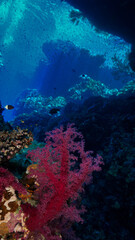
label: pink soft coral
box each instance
[22,124,103,238]
[0,167,26,202]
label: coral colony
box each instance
[0,123,103,239]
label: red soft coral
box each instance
[0,167,27,201]
[22,124,103,238]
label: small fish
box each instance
[5,104,14,110]
[80,74,87,78]
[49,108,60,115]
[20,120,24,123]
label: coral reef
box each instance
[68,74,118,99]
[1,81,135,239]
[0,122,103,239]
[0,128,33,166]
[12,89,135,239]
[12,89,67,141]
[0,112,34,239]
[68,75,135,100]
[14,89,66,116]
[117,79,135,96]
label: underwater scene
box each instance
[0,0,135,239]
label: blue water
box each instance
[0,0,134,121]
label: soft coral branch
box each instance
[0,167,27,201]
[22,124,103,238]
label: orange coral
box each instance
[0,128,33,165]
